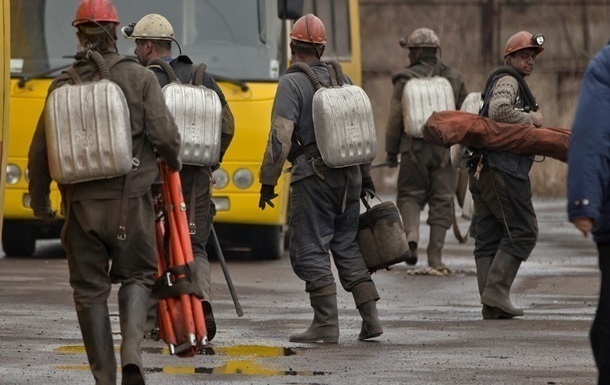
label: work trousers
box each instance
[63,194,157,311]
[180,166,215,301]
[396,140,457,229]
[288,168,372,293]
[469,165,538,260]
[592,243,610,385]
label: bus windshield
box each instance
[10,0,282,81]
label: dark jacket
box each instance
[28,51,181,215]
[568,44,610,244]
[259,60,371,186]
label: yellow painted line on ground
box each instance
[56,344,299,358]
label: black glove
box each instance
[259,184,279,210]
[387,153,399,168]
[33,207,57,223]
[361,176,376,199]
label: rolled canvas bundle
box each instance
[422,110,570,163]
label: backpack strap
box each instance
[192,63,207,86]
[63,52,133,85]
[391,67,423,83]
[286,62,323,90]
[324,60,347,86]
[148,58,181,84]
[482,66,538,111]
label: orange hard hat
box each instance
[72,0,119,27]
[290,14,326,45]
[504,31,544,58]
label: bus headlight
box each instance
[212,168,229,190]
[233,168,253,190]
[6,164,21,185]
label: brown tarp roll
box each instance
[422,110,570,162]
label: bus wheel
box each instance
[251,225,284,260]
[2,223,36,257]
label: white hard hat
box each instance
[124,13,174,41]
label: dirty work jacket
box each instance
[28,51,181,214]
[259,60,371,186]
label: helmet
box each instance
[404,28,440,49]
[124,13,174,41]
[290,14,326,45]
[504,31,544,58]
[72,0,119,27]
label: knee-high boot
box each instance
[481,250,525,317]
[194,253,216,342]
[118,284,150,385]
[351,281,383,340]
[427,225,448,270]
[76,305,117,385]
[289,283,339,343]
[399,201,421,265]
[475,256,499,319]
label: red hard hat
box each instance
[290,14,326,45]
[72,0,119,27]
[504,31,544,58]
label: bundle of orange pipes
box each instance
[154,162,206,357]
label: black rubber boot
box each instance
[289,283,339,343]
[76,305,117,385]
[352,282,383,340]
[481,250,525,317]
[118,284,150,385]
[427,225,449,271]
[475,256,505,319]
[406,242,418,266]
[203,300,216,342]
[400,202,421,265]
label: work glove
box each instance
[259,184,279,210]
[386,153,399,168]
[33,206,57,223]
[361,176,376,199]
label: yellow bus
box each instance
[5,0,361,259]
[0,0,9,239]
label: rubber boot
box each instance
[194,247,216,342]
[202,300,216,342]
[475,256,501,319]
[289,283,339,343]
[144,291,159,340]
[76,305,117,385]
[399,201,421,265]
[481,250,525,317]
[427,225,450,273]
[118,284,150,385]
[352,282,383,340]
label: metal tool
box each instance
[210,224,244,317]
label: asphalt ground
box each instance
[0,198,600,385]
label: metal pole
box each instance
[210,224,244,317]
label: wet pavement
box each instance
[0,198,600,385]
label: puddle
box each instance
[55,344,328,377]
[145,359,329,376]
